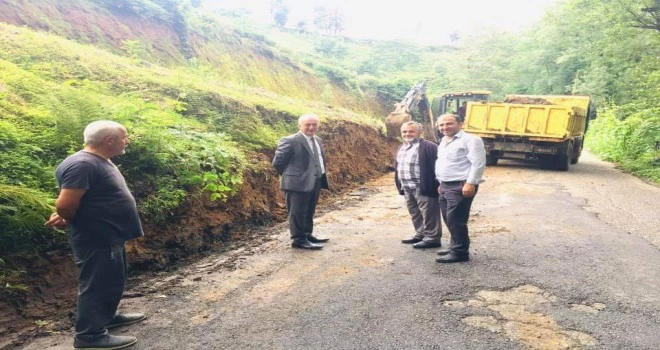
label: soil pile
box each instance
[503,96,552,105]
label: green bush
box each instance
[586,107,660,183]
[119,125,246,225]
[313,38,347,59]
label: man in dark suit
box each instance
[272,113,330,250]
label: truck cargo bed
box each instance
[465,102,587,141]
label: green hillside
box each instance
[0,1,406,338]
[0,0,658,342]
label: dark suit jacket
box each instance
[272,132,329,192]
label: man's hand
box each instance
[437,184,442,194]
[45,213,68,229]
[462,183,476,198]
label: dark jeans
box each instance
[439,181,478,256]
[71,243,127,340]
[285,179,322,242]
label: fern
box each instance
[0,184,63,254]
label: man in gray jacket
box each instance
[272,113,330,250]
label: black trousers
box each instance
[439,181,478,256]
[285,179,322,242]
[71,243,126,340]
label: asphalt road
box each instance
[22,152,660,350]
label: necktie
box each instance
[310,137,319,158]
[310,136,321,177]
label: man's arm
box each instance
[465,136,486,185]
[45,188,86,228]
[462,136,486,198]
[272,137,294,175]
[55,188,86,220]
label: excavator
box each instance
[385,84,491,142]
[384,82,436,142]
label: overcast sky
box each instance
[204,0,559,45]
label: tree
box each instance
[449,31,460,43]
[313,6,346,36]
[296,21,308,34]
[627,0,660,31]
[270,0,289,28]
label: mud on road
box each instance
[21,152,660,350]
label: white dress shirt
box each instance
[435,130,486,185]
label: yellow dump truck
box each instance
[463,95,593,171]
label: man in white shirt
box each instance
[434,114,486,263]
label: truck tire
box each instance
[554,142,573,171]
[486,153,499,166]
[571,141,582,164]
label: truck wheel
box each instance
[571,143,582,164]
[554,142,573,171]
[486,153,499,166]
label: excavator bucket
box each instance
[385,111,413,139]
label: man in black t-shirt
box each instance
[45,120,145,350]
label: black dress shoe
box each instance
[291,241,323,250]
[437,249,451,256]
[308,235,329,243]
[401,237,423,244]
[74,334,137,349]
[435,252,470,263]
[412,241,441,249]
[106,312,146,329]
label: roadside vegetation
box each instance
[1,0,658,300]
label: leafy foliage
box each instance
[313,38,347,59]
[0,185,65,254]
[586,108,660,182]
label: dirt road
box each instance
[21,152,660,350]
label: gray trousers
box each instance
[285,178,322,243]
[439,181,478,256]
[71,243,126,340]
[403,188,441,242]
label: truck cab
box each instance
[431,91,492,121]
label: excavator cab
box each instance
[431,90,492,122]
